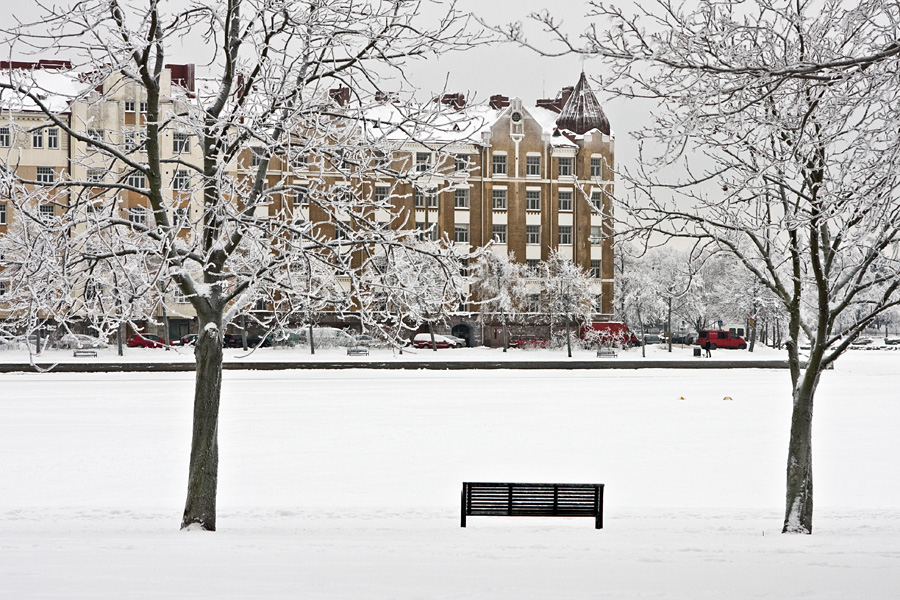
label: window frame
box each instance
[454,223,469,243]
[590,156,603,178]
[491,152,507,176]
[492,188,507,210]
[454,154,469,172]
[492,223,507,244]
[172,170,190,191]
[124,100,136,112]
[558,156,574,177]
[558,190,573,212]
[526,224,541,245]
[173,132,190,153]
[415,151,431,173]
[526,189,541,212]
[32,130,43,149]
[558,225,573,245]
[454,186,470,208]
[0,202,6,225]
[0,126,9,147]
[35,167,55,184]
[525,154,541,177]
[47,128,59,150]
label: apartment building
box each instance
[0,62,614,346]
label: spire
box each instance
[555,72,610,136]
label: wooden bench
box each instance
[346,346,369,356]
[461,482,604,529]
[597,347,618,358]
[72,349,98,357]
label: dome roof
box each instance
[556,72,610,136]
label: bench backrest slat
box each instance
[462,482,604,529]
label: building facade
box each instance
[0,62,614,346]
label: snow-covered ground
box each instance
[1,352,899,598]
[0,340,804,364]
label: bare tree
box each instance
[542,250,593,357]
[0,0,481,531]
[505,0,900,533]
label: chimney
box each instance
[166,63,196,93]
[536,85,575,114]
[439,92,466,109]
[489,94,510,110]
[329,86,351,107]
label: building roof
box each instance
[555,72,610,136]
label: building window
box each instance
[492,153,507,176]
[525,292,540,310]
[139,101,149,113]
[454,187,469,208]
[174,207,190,229]
[124,100,136,112]
[0,203,6,225]
[173,170,190,190]
[559,225,573,245]
[39,205,55,222]
[127,171,146,188]
[251,148,265,167]
[173,133,190,153]
[87,129,104,143]
[526,224,540,245]
[32,130,43,149]
[35,167,55,184]
[526,262,541,276]
[591,191,603,211]
[415,188,437,209]
[334,220,350,241]
[0,281,6,296]
[455,154,469,172]
[591,156,603,178]
[0,126,9,147]
[526,155,541,176]
[526,189,541,211]
[486,188,505,210]
[415,152,431,172]
[47,128,59,149]
[558,190,573,212]
[292,152,308,169]
[558,156,573,177]
[124,131,137,152]
[590,226,602,243]
[591,260,602,278]
[492,224,507,243]
[454,223,469,243]
[128,206,147,225]
[370,186,387,204]
[87,169,105,183]
[292,186,308,206]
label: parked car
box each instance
[271,328,304,346]
[670,334,696,345]
[697,330,747,350]
[412,333,456,349]
[443,334,466,348]
[245,334,272,348]
[174,334,198,346]
[508,334,549,349]
[54,333,109,349]
[126,334,169,348]
[640,334,663,346]
[352,334,389,348]
[301,327,357,348]
[222,333,244,348]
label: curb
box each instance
[0,359,799,373]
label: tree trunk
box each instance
[117,322,124,356]
[428,321,437,351]
[241,313,248,351]
[181,310,223,531]
[783,377,816,534]
[309,322,315,355]
[502,315,508,352]
[565,314,572,358]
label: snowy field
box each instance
[1,352,899,599]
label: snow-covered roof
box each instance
[0,67,86,113]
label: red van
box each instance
[581,322,640,347]
[697,330,747,350]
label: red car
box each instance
[411,333,456,349]
[697,330,747,350]
[126,334,169,348]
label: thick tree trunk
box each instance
[783,380,815,533]
[181,310,223,531]
[565,314,572,358]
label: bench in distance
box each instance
[461,482,604,529]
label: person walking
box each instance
[704,339,712,358]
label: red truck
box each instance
[580,322,641,348]
[697,329,747,350]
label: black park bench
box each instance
[461,482,604,529]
